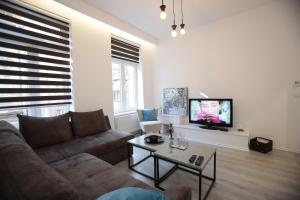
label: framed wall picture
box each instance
[163,87,188,116]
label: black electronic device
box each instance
[195,156,204,166]
[218,127,229,132]
[144,135,164,144]
[189,155,197,163]
[189,99,233,130]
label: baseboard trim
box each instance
[195,140,249,152]
[273,146,300,154]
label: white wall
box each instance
[154,0,300,152]
[140,46,157,108]
[22,0,157,127]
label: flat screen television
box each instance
[189,99,233,129]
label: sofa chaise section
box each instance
[51,153,191,200]
[0,122,79,200]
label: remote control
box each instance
[195,156,204,166]
[189,155,197,163]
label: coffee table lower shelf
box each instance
[127,143,216,200]
[154,153,216,200]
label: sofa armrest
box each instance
[164,186,191,200]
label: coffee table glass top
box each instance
[128,133,216,171]
[128,133,168,152]
[154,141,216,171]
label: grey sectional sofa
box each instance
[0,112,191,200]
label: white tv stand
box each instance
[173,124,250,151]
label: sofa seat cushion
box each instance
[17,113,73,148]
[50,153,152,200]
[36,130,134,163]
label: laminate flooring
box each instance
[115,146,300,200]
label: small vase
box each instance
[168,123,174,139]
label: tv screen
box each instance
[189,99,233,127]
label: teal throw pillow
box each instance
[142,109,157,121]
[96,187,168,200]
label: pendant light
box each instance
[171,0,177,37]
[180,0,186,35]
[160,0,167,20]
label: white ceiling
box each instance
[82,0,276,39]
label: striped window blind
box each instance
[0,0,72,110]
[111,37,140,64]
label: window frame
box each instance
[112,57,139,115]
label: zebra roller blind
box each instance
[111,37,140,64]
[0,0,72,110]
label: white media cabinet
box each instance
[173,124,250,151]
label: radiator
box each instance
[114,112,141,133]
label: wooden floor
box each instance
[115,146,300,200]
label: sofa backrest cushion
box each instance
[70,109,108,137]
[0,122,79,200]
[0,122,27,150]
[105,116,111,129]
[0,120,24,141]
[17,113,73,148]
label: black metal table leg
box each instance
[127,144,155,180]
[154,155,157,183]
[155,156,166,191]
[199,170,202,200]
[202,152,216,200]
[157,157,159,181]
[155,155,161,186]
[127,143,131,168]
[213,152,216,181]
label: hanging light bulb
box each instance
[171,24,177,37]
[180,23,186,35]
[180,0,186,35]
[171,0,177,38]
[160,0,167,20]
[160,10,167,20]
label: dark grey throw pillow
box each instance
[17,113,73,148]
[70,109,108,137]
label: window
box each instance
[111,37,140,114]
[112,59,138,113]
[0,0,72,117]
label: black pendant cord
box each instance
[160,0,166,14]
[181,0,184,24]
[173,0,176,25]
[161,0,165,8]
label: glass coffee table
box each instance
[127,133,216,200]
